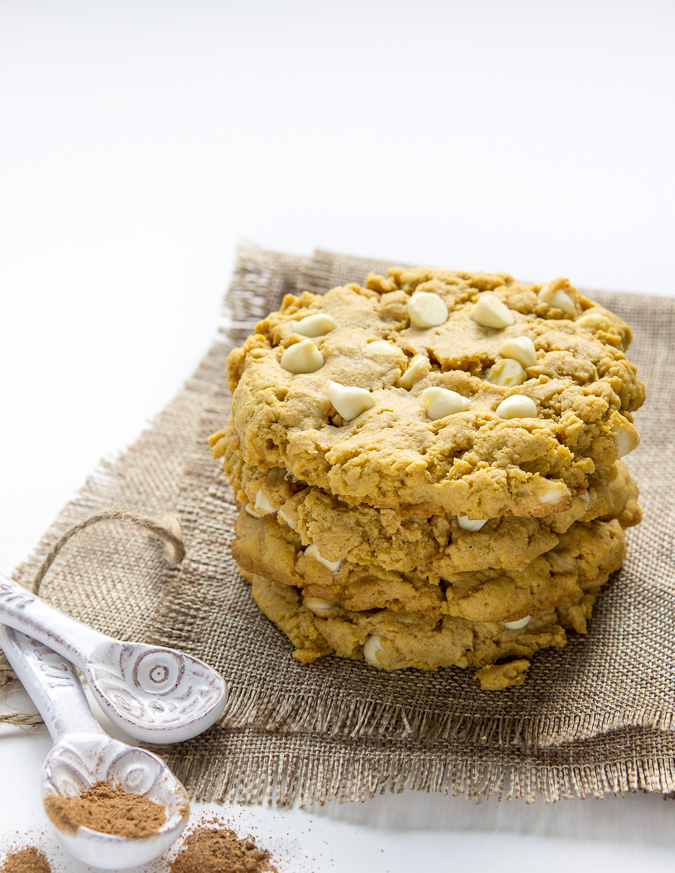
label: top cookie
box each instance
[225,267,644,518]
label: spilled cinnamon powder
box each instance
[44,781,166,839]
[169,821,278,873]
[0,847,51,873]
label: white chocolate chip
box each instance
[496,395,538,419]
[244,502,264,518]
[363,634,383,667]
[280,339,324,374]
[538,282,576,316]
[303,597,340,616]
[292,312,337,337]
[327,380,375,421]
[547,550,578,573]
[366,340,397,354]
[535,480,569,505]
[253,489,273,515]
[400,354,428,389]
[614,426,638,458]
[577,313,613,332]
[469,294,515,329]
[408,291,449,328]
[457,516,487,532]
[499,336,537,368]
[421,386,470,420]
[304,543,342,572]
[614,431,631,458]
[486,359,526,387]
[608,413,639,458]
[579,490,591,505]
[277,506,297,529]
[504,616,531,631]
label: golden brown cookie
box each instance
[221,268,644,519]
[244,569,609,690]
[232,510,626,623]
[214,426,640,573]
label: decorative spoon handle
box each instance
[0,571,101,670]
[0,623,103,743]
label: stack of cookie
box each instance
[210,267,644,689]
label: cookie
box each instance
[244,569,608,690]
[214,427,640,573]
[232,510,626,623]
[222,269,644,518]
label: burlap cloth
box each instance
[8,245,675,805]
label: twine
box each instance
[0,509,186,729]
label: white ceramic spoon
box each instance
[0,623,190,870]
[0,571,226,743]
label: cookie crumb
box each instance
[476,659,530,690]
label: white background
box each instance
[1,1,674,870]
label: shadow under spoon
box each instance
[0,623,190,870]
[0,571,227,744]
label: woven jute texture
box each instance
[10,244,675,804]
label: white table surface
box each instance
[1,2,675,870]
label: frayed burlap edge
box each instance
[158,725,675,807]
[215,680,675,753]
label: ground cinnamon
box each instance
[0,847,51,873]
[169,821,278,873]
[44,781,166,839]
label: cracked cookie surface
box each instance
[222,268,644,518]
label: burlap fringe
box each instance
[225,243,303,342]
[165,742,675,807]
[218,682,675,752]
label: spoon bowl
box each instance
[86,640,227,744]
[43,734,189,870]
